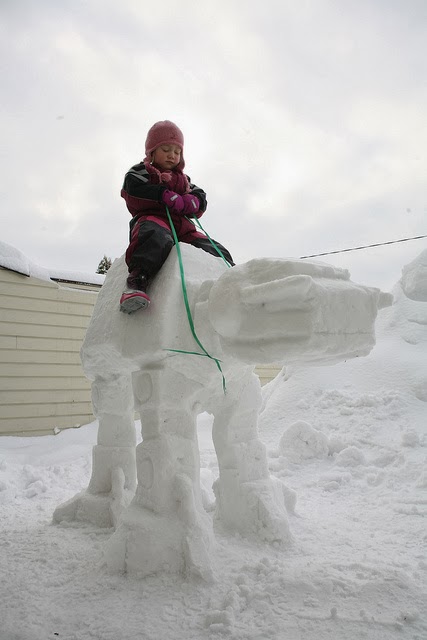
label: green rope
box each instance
[186,215,232,268]
[165,207,226,393]
[167,348,222,360]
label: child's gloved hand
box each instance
[182,194,200,215]
[162,190,184,214]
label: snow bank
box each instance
[400,248,427,301]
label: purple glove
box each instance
[182,194,200,216]
[162,190,184,214]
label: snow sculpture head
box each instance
[208,257,387,365]
[53,245,390,580]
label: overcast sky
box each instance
[1,0,426,291]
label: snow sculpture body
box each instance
[54,245,389,579]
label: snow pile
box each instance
[278,420,329,462]
[400,248,427,301]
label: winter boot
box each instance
[120,274,151,314]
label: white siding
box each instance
[254,363,281,387]
[0,268,99,436]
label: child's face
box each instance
[152,144,182,170]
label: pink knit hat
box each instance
[144,120,185,170]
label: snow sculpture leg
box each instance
[212,370,295,543]
[53,374,136,528]
[105,369,214,580]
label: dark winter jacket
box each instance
[121,162,207,236]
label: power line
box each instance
[299,234,427,260]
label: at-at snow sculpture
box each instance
[53,245,389,579]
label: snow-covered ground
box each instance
[1,250,426,640]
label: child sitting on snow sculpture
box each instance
[120,120,234,314]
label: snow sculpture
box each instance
[53,245,390,579]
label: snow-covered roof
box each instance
[0,240,105,287]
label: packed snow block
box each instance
[209,257,391,365]
[216,439,269,482]
[54,244,389,579]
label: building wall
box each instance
[0,268,99,436]
[255,363,282,387]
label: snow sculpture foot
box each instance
[52,465,135,529]
[106,474,215,581]
[214,476,296,544]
